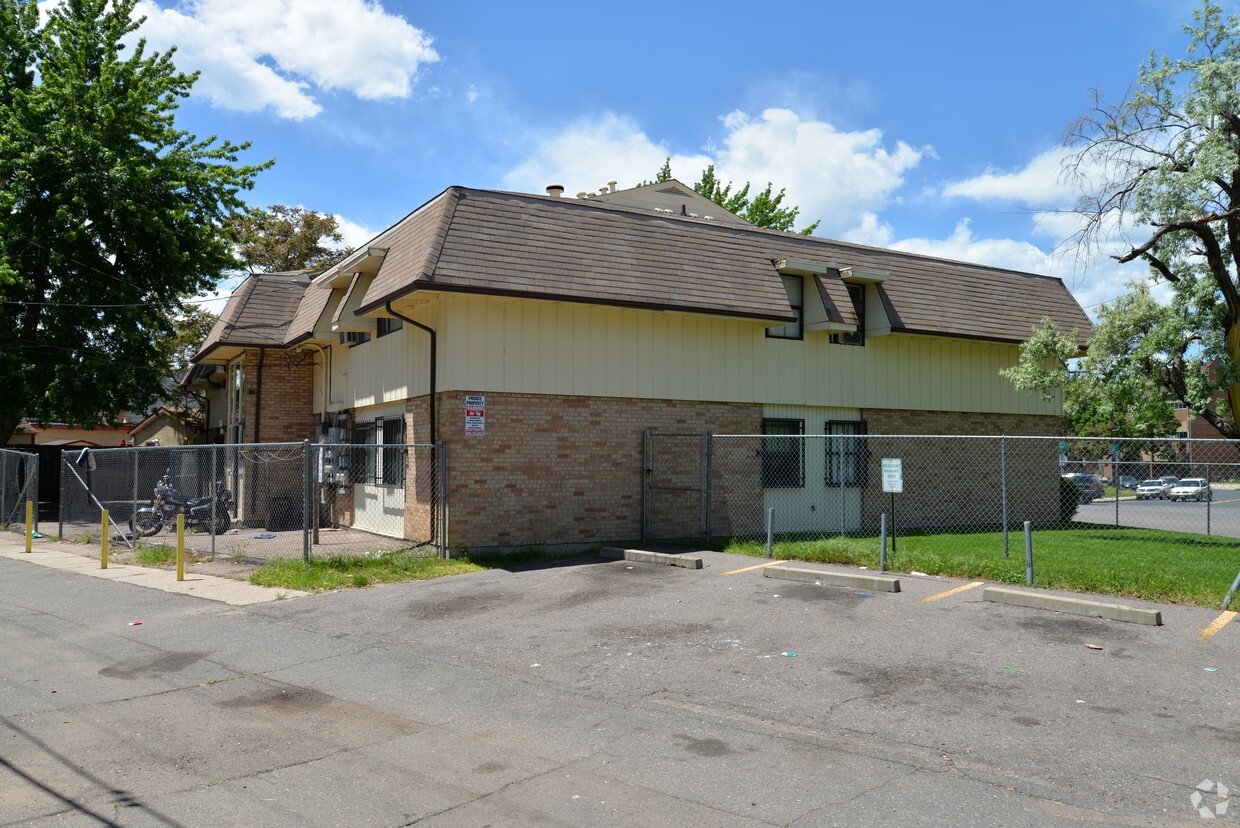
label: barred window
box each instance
[761,418,804,488]
[380,417,406,486]
[826,420,867,486]
[353,417,406,486]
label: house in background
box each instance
[188,181,1092,549]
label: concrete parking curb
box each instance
[599,548,704,569]
[765,565,901,593]
[982,586,1162,626]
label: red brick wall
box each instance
[237,348,315,526]
[436,392,761,549]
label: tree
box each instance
[647,158,820,234]
[1064,0,1240,437]
[1002,285,1184,440]
[0,0,267,446]
[152,303,219,427]
[229,204,352,273]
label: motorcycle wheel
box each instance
[131,511,162,538]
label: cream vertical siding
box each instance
[434,294,1058,416]
[317,300,444,413]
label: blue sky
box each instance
[128,0,1216,317]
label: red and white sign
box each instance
[465,395,485,435]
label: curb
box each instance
[982,586,1162,626]
[599,547,704,570]
[764,565,901,593]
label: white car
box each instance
[1169,478,1211,501]
[1135,479,1171,500]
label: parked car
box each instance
[1169,478,1211,501]
[1136,479,1172,500]
[1115,475,1139,490]
[1159,476,1180,488]
[1062,473,1104,504]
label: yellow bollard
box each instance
[101,509,109,569]
[176,513,185,581]
[25,500,33,553]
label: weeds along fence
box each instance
[58,441,447,561]
[0,448,38,530]
[648,433,1240,605]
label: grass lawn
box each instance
[247,546,592,591]
[725,523,1240,607]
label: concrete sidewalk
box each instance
[0,533,307,605]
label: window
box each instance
[352,417,407,486]
[825,420,867,486]
[831,284,866,346]
[766,275,803,340]
[341,331,371,346]
[761,418,804,487]
[377,317,403,337]
[380,417,406,485]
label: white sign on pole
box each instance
[465,394,485,436]
[881,458,904,493]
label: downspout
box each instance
[252,347,267,444]
[385,302,436,445]
[386,302,441,549]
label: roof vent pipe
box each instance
[576,191,588,199]
[598,187,608,195]
[546,184,564,198]
[608,180,617,193]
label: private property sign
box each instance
[465,395,485,435]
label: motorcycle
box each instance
[130,471,233,537]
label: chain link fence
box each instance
[1,448,38,530]
[58,441,447,562]
[647,433,1240,606]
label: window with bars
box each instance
[761,418,805,488]
[825,420,867,486]
[351,417,406,486]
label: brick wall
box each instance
[437,392,760,549]
[859,408,1063,529]
[237,348,315,527]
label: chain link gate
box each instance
[1,448,38,529]
[641,431,712,543]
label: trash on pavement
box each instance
[1086,644,1103,650]
[128,621,142,626]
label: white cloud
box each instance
[501,113,712,197]
[133,0,439,120]
[502,108,924,237]
[334,214,377,250]
[942,147,1077,204]
[710,109,925,237]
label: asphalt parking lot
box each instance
[1,547,1236,826]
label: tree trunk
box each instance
[1227,322,1240,438]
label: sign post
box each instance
[881,458,903,553]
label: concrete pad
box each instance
[764,564,901,593]
[982,586,1162,626]
[599,547,704,569]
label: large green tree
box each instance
[647,158,820,234]
[1064,0,1240,437]
[0,0,267,445]
[229,204,352,273]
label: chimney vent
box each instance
[545,184,564,198]
[608,180,618,193]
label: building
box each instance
[189,181,1092,548]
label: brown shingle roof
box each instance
[348,187,1091,343]
[194,274,312,361]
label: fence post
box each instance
[880,512,888,572]
[58,453,64,542]
[132,451,139,538]
[1206,463,1212,537]
[766,507,774,557]
[1024,520,1033,586]
[1001,436,1009,559]
[302,439,311,562]
[438,441,448,559]
[26,500,33,553]
[1,452,6,521]
[211,445,218,559]
[704,431,713,543]
[641,431,650,543]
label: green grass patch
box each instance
[249,545,595,591]
[249,552,484,591]
[132,544,210,567]
[726,523,1240,607]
